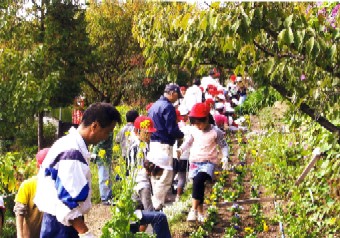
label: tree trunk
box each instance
[38,111,44,150]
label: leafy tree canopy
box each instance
[134,2,339,136]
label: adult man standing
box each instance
[34,102,121,238]
[181,78,202,112]
[148,83,184,210]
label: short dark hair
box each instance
[189,116,208,124]
[193,78,200,86]
[190,114,215,125]
[126,110,139,123]
[81,102,121,128]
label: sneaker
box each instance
[197,213,206,222]
[187,209,197,221]
[101,200,115,206]
[101,200,111,206]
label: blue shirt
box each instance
[148,96,184,145]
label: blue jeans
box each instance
[97,159,112,201]
[131,211,171,238]
[40,213,79,238]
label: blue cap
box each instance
[164,83,183,98]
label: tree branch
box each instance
[271,83,340,139]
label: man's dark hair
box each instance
[193,78,200,86]
[81,102,122,128]
[126,110,139,123]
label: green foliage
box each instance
[84,0,149,105]
[248,112,339,236]
[0,152,37,194]
[134,2,339,134]
[13,120,57,150]
[235,87,282,114]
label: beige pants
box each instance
[149,142,173,210]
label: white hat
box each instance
[217,94,225,100]
[0,196,5,209]
[215,102,224,110]
[178,105,189,116]
[236,77,242,82]
[225,106,235,113]
[147,153,173,170]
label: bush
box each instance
[235,87,282,114]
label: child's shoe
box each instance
[197,213,206,222]
[187,208,197,221]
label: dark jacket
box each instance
[148,96,184,145]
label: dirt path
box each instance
[85,203,113,237]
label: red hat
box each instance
[230,74,236,82]
[208,88,219,96]
[134,116,157,132]
[36,148,50,168]
[180,86,186,91]
[189,103,210,118]
[146,103,153,111]
[205,98,215,106]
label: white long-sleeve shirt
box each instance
[181,85,202,111]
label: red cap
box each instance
[36,148,50,168]
[189,103,210,118]
[134,116,157,132]
[205,98,215,106]
[180,86,186,91]
[230,74,236,82]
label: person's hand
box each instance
[222,157,229,170]
[79,231,96,238]
[176,148,182,159]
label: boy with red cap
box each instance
[129,116,157,212]
[128,116,172,237]
[14,148,50,238]
[177,103,229,222]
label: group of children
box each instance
[112,98,230,224]
[0,73,250,237]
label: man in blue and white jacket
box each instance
[34,102,121,238]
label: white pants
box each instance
[149,142,173,210]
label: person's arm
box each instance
[215,127,229,157]
[14,202,28,238]
[70,216,88,234]
[164,106,184,139]
[15,215,25,238]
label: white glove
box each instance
[222,157,229,170]
[79,231,96,238]
[90,154,97,159]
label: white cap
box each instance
[217,94,225,100]
[225,106,235,113]
[215,102,224,110]
[236,77,242,82]
[0,196,5,209]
